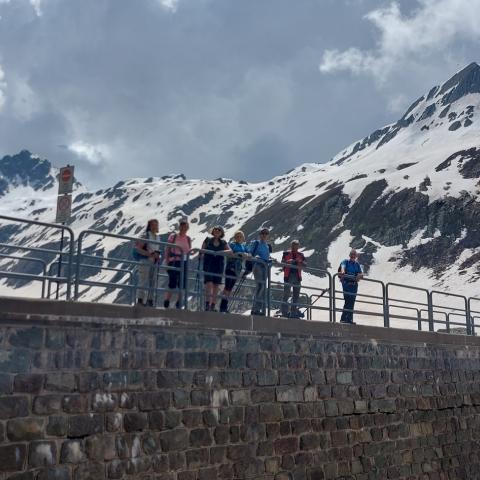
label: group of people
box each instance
[133,218,363,323]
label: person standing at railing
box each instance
[220,230,250,313]
[134,219,161,307]
[339,249,363,324]
[163,219,192,309]
[249,228,273,316]
[201,226,232,311]
[281,240,306,318]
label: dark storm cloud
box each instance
[0,0,478,187]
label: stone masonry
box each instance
[0,302,480,479]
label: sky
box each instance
[0,0,480,187]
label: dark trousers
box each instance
[340,282,358,323]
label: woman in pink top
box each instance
[163,219,192,309]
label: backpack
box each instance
[245,240,272,274]
[132,238,147,261]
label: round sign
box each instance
[58,195,71,211]
[61,168,72,183]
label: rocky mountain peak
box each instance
[438,62,480,105]
[0,150,56,197]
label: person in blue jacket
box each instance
[219,230,250,313]
[249,228,272,316]
[339,249,363,324]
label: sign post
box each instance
[55,165,74,299]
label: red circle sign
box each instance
[61,168,72,183]
[58,196,71,210]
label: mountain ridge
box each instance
[1,63,479,304]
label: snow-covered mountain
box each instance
[1,63,480,305]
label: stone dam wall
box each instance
[0,298,480,479]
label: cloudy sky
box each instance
[0,0,479,187]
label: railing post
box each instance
[332,273,337,323]
[183,252,190,310]
[466,298,472,336]
[383,282,389,328]
[416,309,422,331]
[74,234,83,301]
[427,292,435,332]
[266,263,271,318]
[65,228,75,301]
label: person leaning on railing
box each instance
[201,226,232,312]
[249,228,273,316]
[281,239,306,318]
[163,218,192,309]
[133,219,161,307]
[220,230,250,313]
[338,249,363,324]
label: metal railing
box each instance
[0,253,48,298]
[0,215,478,335]
[0,215,75,299]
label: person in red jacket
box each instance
[281,240,306,318]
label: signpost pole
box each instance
[55,227,65,300]
[55,165,74,300]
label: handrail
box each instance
[0,214,75,300]
[0,253,48,298]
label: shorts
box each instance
[224,268,238,291]
[203,272,223,285]
[167,261,186,289]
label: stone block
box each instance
[257,370,278,386]
[159,429,189,451]
[36,466,72,480]
[137,391,171,411]
[9,328,44,349]
[274,437,299,455]
[259,404,283,423]
[190,428,213,447]
[14,373,44,393]
[29,441,57,467]
[7,418,45,441]
[336,371,352,385]
[156,333,175,350]
[184,352,208,369]
[276,387,304,403]
[0,396,29,419]
[45,374,76,393]
[124,413,148,432]
[230,389,251,405]
[73,462,105,480]
[60,440,86,463]
[68,414,103,437]
[47,416,67,437]
[182,410,203,428]
[186,448,209,468]
[0,349,32,373]
[0,444,27,472]
[191,390,211,406]
[209,353,227,368]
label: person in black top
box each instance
[201,226,231,311]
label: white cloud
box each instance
[157,0,179,13]
[68,141,110,166]
[319,0,480,82]
[30,0,42,16]
[0,65,7,111]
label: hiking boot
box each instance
[146,300,154,307]
[175,301,181,309]
[163,300,170,309]
[205,302,210,311]
[220,298,228,313]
